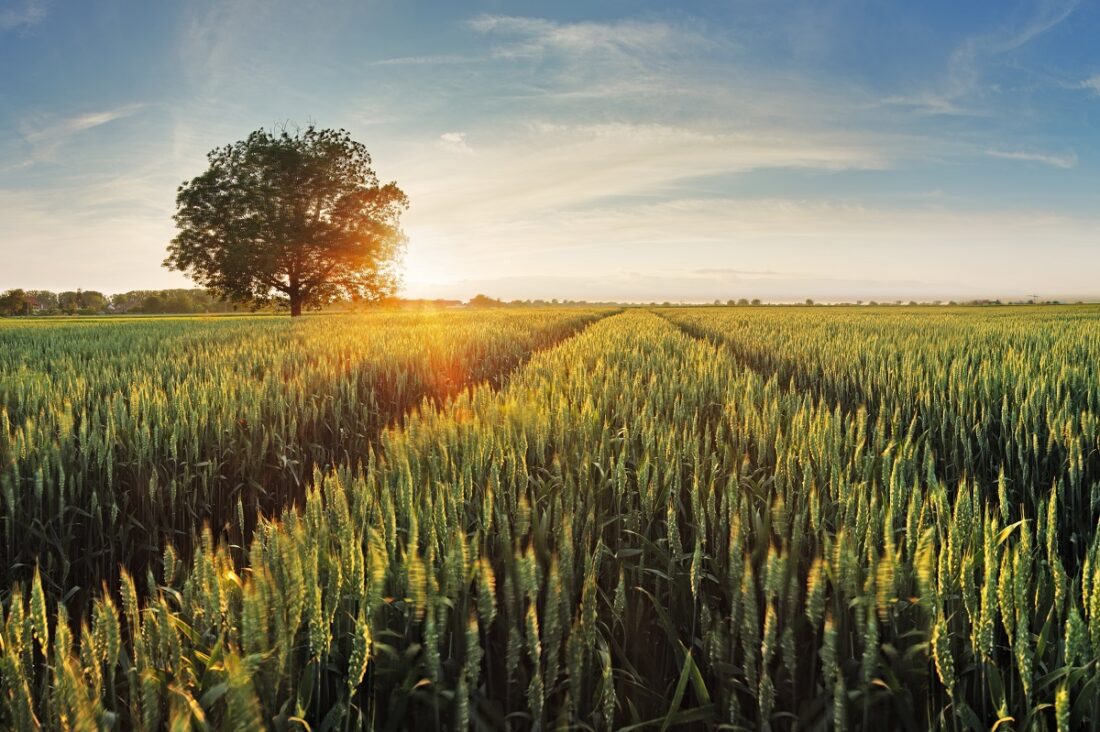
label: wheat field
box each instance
[2,306,1099,730]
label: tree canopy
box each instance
[0,290,30,316]
[165,125,408,316]
[467,294,505,308]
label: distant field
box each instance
[2,305,1099,729]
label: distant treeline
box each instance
[452,294,631,308]
[0,288,241,316]
[0,290,633,317]
[0,288,1071,317]
[378,295,628,309]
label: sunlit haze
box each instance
[2,0,1100,302]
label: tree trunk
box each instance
[290,295,303,317]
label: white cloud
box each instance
[437,132,473,155]
[985,147,1077,169]
[467,14,724,62]
[0,0,45,31]
[472,15,668,52]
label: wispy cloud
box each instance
[15,103,145,163]
[370,54,479,67]
[178,0,345,96]
[451,13,902,146]
[378,16,717,70]
[467,14,724,62]
[404,121,891,226]
[0,0,45,31]
[985,147,1077,169]
[181,0,270,86]
[21,104,145,144]
[887,0,1080,115]
[692,267,790,278]
[956,0,1078,59]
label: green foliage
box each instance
[165,125,409,316]
[0,289,32,317]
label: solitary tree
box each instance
[165,125,408,316]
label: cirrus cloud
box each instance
[985,147,1077,169]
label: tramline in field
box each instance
[0,310,606,609]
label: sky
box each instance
[2,0,1100,302]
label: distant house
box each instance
[22,291,59,312]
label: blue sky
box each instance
[2,0,1099,301]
